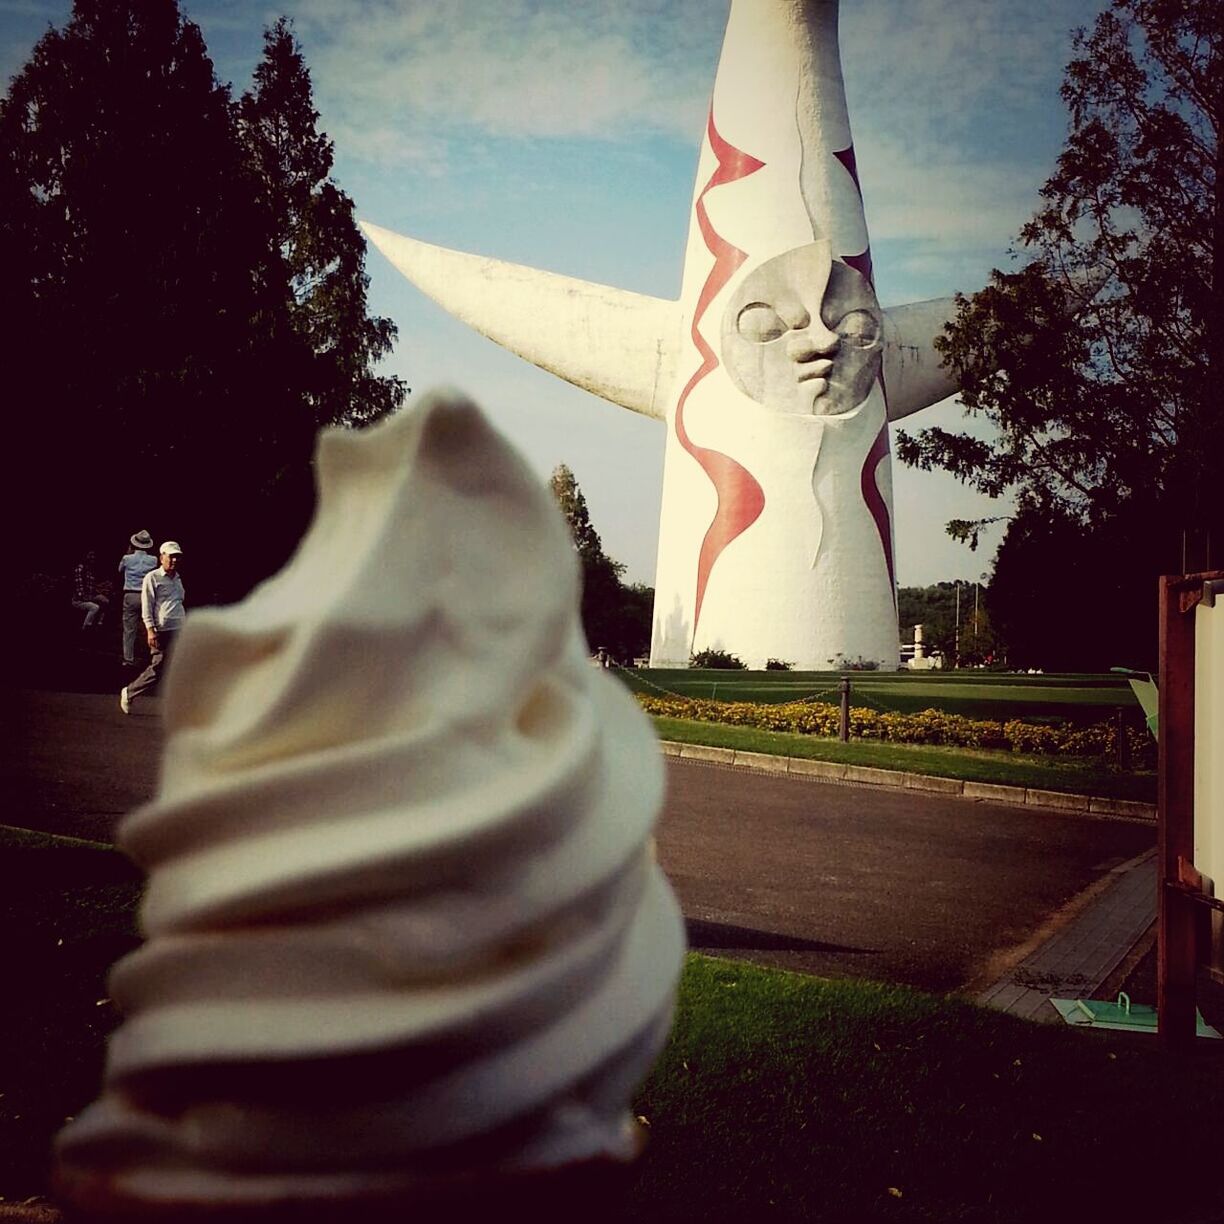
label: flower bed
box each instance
[636,694,1151,761]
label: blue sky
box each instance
[2,0,1106,587]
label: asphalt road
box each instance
[5,690,165,844]
[658,758,1153,992]
[4,687,1155,995]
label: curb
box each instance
[659,740,1155,821]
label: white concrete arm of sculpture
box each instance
[360,221,681,421]
[880,297,960,422]
[880,267,1110,423]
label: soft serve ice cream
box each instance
[55,391,685,1214]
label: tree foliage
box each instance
[897,0,1222,661]
[238,18,403,432]
[1,0,266,567]
[1,1,403,606]
[984,502,1155,671]
[549,464,651,662]
[897,582,997,666]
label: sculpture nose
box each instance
[787,322,839,361]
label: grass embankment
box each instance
[1,827,142,1197]
[12,832,1219,1222]
[653,716,1156,803]
[630,955,1224,1222]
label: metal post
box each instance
[1116,707,1129,771]
[954,582,960,669]
[1157,574,1198,1051]
[839,676,850,743]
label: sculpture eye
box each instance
[737,303,787,344]
[836,310,879,347]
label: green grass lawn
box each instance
[653,716,1156,803]
[622,668,1143,726]
[13,831,1220,1223]
[630,955,1224,1222]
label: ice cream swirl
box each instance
[56,391,684,1206]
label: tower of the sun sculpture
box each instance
[362,0,971,670]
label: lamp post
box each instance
[954,581,961,670]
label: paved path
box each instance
[658,758,1154,995]
[3,690,164,843]
[4,688,1157,1002]
[975,848,1156,1019]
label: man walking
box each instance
[117,530,158,667]
[120,541,185,715]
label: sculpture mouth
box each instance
[795,359,834,384]
[795,359,834,403]
[796,362,836,413]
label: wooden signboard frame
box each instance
[1157,570,1224,1049]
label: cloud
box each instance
[290,0,1092,272]
[0,0,62,14]
[0,0,66,88]
[290,0,725,165]
[862,135,1045,242]
[855,133,1051,301]
[842,0,1087,151]
[838,0,1092,291]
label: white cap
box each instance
[159,541,183,556]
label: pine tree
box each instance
[549,464,607,565]
[239,17,405,431]
[549,464,650,661]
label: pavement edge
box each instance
[657,739,1155,821]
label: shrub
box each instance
[828,655,882,671]
[636,693,1154,763]
[689,649,746,670]
[765,658,793,671]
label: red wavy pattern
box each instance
[857,292,895,603]
[675,111,766,633]
[825,155,894,605]
[860,417,896,599]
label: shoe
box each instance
[119,687,130,715]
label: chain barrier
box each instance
[792,687,841,705]
[610,665,697,701]
[842,685,905,713]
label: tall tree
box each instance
[897,0,1222,659]
[1,3,407,608]
[0,0,290,602]
[550,463,607,566]
[238,18,404,432]
[549,464,649,661]
[1,0,265,543]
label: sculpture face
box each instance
[721,242,883,417]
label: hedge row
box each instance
[636,694,1153,761]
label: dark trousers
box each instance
[127,630,178,702]
[121,592,144,664]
